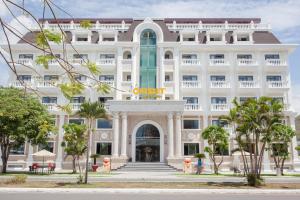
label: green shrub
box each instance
[6,175,27,184]
[247,173,263,187]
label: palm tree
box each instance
[77,100,107,184]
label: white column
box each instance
[263,149,271,172]
[131,46,137,100]
[160,47,165,100]
[167,112,174,158]
[121,112,128,158]
[56,115,65,169]
[175,112,182,157]
[112,112,120,157]
[26,144,33,168]
[116,47,123,100]
[174,48,180,100]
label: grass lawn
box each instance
[1,181,300,189]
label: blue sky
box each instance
[0,0,299,111]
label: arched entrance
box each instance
[131,120,164,162]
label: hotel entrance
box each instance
[135,124,160,162]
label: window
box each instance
[70,96,85,103]
[266,76,282,81]
[183,120,199,129]
[19,54,33,59]
[17,75,31,81]
[99,75,114,81]
[73,54,88,59]
[183,36,195,41]
[103,37,115,42]
[123,51,131,59]
[98,97,113,103]
[240,97,256,104]
[126,75,131,81]
[69,118,84,125]
[96,142,112,155]
[238,76,254,81]
[10,144,25,155]
[272,97,284,104]
[77,37,88,41]
[183,75,197,81]
[164,51,173,59]
[42,97,57,104]
[100,54,115,59]
[237,35,249,41]
[183,97,198,104]
[38,142,54,153]
[44,75,59,81]
[215,143,229,156]
[97,119,112,129]
[182,54,197,59]
[210,75,225,81]
[265,54,280,60]
[237,54,252,59]
[211,119,227,127]
[74,75,87,81]
[210,54,224,59]
[211,97,227,104]
[165,75,170,82]
[184,143,199,156]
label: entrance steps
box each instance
[116,162,179,172]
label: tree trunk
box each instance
[280,158,286,176]
[72,156,77,173]
[84,119,92,184]
[1,143,9,173]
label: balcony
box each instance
[265,59,287,67]
[211,104,229,111]
[71,103,81,111]
[267,81,289,89]
[210,81,230,88]
[43,103,59,111]
[96,59,115,65]
[16,59,33,66]
[184,103,202,111]
[209,59,229,66]
[181,81,201,88]
[122,59,132,71]
[14,59,34,72]
[181,59,201,66]
[100,80,115,87]
[237,59,258,66]
[71,58,85,65]
[11,81,32,88]
[36,80,58,88]
[163,59,174,71]
[164,81,174,94]
[238,81,259,89]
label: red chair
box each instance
[32,163,39,173]
[48,163,55,173]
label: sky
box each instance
[0,0,299,112]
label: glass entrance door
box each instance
[135,124,160,162]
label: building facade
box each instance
[1,17,299,171]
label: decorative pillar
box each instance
[120,112,128,158]
[167,112,174,158]
[175,112,182,157]
[56,115,65,169]
[112,112,120,157]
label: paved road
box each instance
[1,189,300,200]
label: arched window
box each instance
[164,50,173,59]
[140,29,157,89]
[123,51,132,59]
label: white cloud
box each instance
[0,1,8,17]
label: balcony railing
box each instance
[122,59,132,65]
[184,103,201,111]
[71,103,82,111]
[209,59,228,66]
[267,81,289,88]
[265,59,287,66]
[100,80,115,87]
[71,58,85,65]
[210,81,230,88]
[97,59,115,65]
[181,59,201,65]
[181,81,201,88]
[43,103,58,111]
[237,59,258,66]
[211,104,229,111]
[163,59,174,65]
[36,81,58,87]
[11,81,32,88]
[239,81,258,88]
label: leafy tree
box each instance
[76,101,107,184]
[268,124,295,176]
[202,125,229,174]
[61,123,87,174]
[0,88,55,173]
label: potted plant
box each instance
[194,153,206,175]
[90,154,100,172]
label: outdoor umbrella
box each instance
[32,149,56,174]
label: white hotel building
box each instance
[1,17,299,171]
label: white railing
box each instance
[239,81,258,88]
[122,59,132,65]
[265,59,287,66]
[16,59,33,65]
[237,59,258,66]
[181,59,201,65]
[37,81,58,87]
[209,59,228,66]
[72,58,85,65]
[267,81,288,88]
[211,104,229,111]
[97,59,115,65]
[43,103,58,111]
[71,103,82,111]
[184,104,201,111]
[210,81,230,88]
[181,81,201,88]
[163,59,174,65]
[11,81,32,88]
[100,80,115,87]
[167,23,270,31]
[42,23,130,31]
[48,60,59,65]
